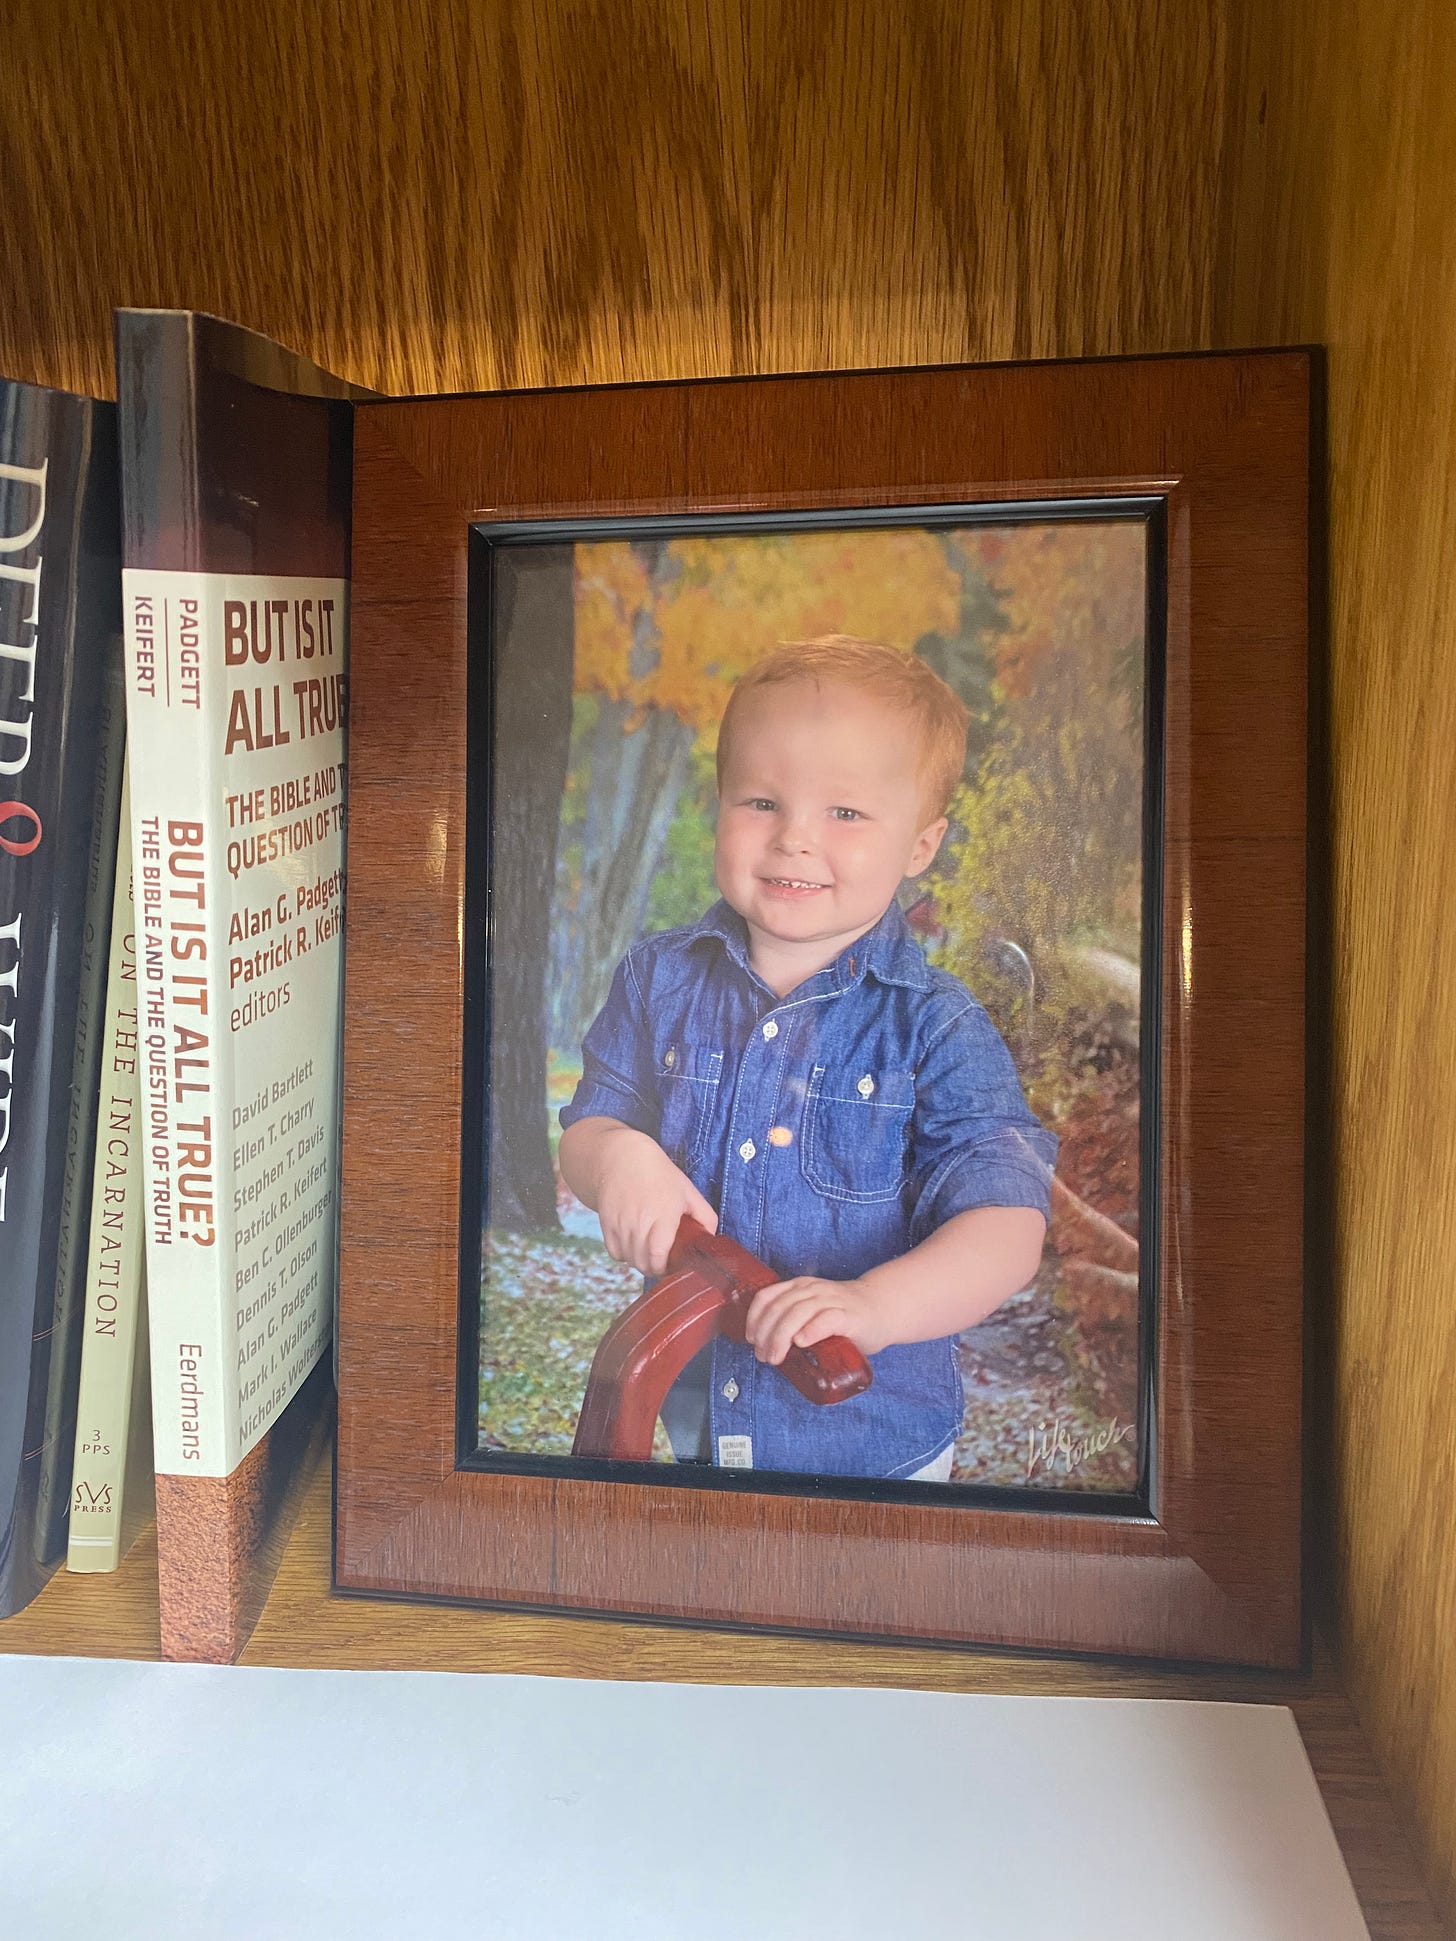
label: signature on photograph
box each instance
[1025,1414,1136,1482]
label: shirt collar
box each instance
[684,897,932,995]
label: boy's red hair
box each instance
[717,635,970,819]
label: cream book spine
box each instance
[67,764,154,1571]
[123,572,344,1477]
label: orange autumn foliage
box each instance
[966,523,1145,698]
[573,527,960,735]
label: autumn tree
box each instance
[548,539,696,1056]
[933,520,1146,1029]
[913,531,1011,781]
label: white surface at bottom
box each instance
[0,1656,1369,1941]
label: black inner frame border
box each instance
[456,495,1167,1525]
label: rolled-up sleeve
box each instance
[907,1002,1058,1242]
[558,950,660,1138]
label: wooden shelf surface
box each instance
[2,1447,1445,1941]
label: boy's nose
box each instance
[772,817,814,853]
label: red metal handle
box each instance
[666,1218,873,1407]
[571,1216,873,1461]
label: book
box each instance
[116,311,369,1660]
[36,654,127,1560]
[67,763,155,1572]
[0,377,125,1619]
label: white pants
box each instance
[907,1445,956,1483]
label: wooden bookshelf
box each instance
[4,1,1455,1932]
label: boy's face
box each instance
[715,677,947,977]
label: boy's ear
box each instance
[905,816,949,878]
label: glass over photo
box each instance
[474,513,1151,1495]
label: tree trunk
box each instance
[548,539,695,1055]
[549,697,694,1053]
[486,545,575,1232]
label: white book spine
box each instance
[68,766,147,1570]
[123,570,345,1479]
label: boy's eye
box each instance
[831,807,862,822]
[746,797,777,812]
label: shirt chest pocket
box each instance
[656,1044,724,1170]
[801,1064,915,1203]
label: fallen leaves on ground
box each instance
[479,1231,670,1460]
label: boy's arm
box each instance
[559,1117,718,1279]
[557,949,717,1277]
[744,1205,1046,1365]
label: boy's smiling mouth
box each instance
[760,875,829,896]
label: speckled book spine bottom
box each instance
[155,1363,334,1662]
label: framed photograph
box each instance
[336,352,1310,1665]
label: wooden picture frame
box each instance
[335,352,1309,1667]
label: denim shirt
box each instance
[560,899,1058,1480]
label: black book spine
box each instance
[0,381,123,1618]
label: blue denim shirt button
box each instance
[761,1019,778,1039]
[738,1139,756,1162]
[722,1378,739,1402]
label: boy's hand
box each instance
[739,1207,1048,1368]
[745,1276,892,1367]
[592,1125,719,1278]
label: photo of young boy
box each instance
[477,516,1148,1494]
[558,641,1055,1480]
